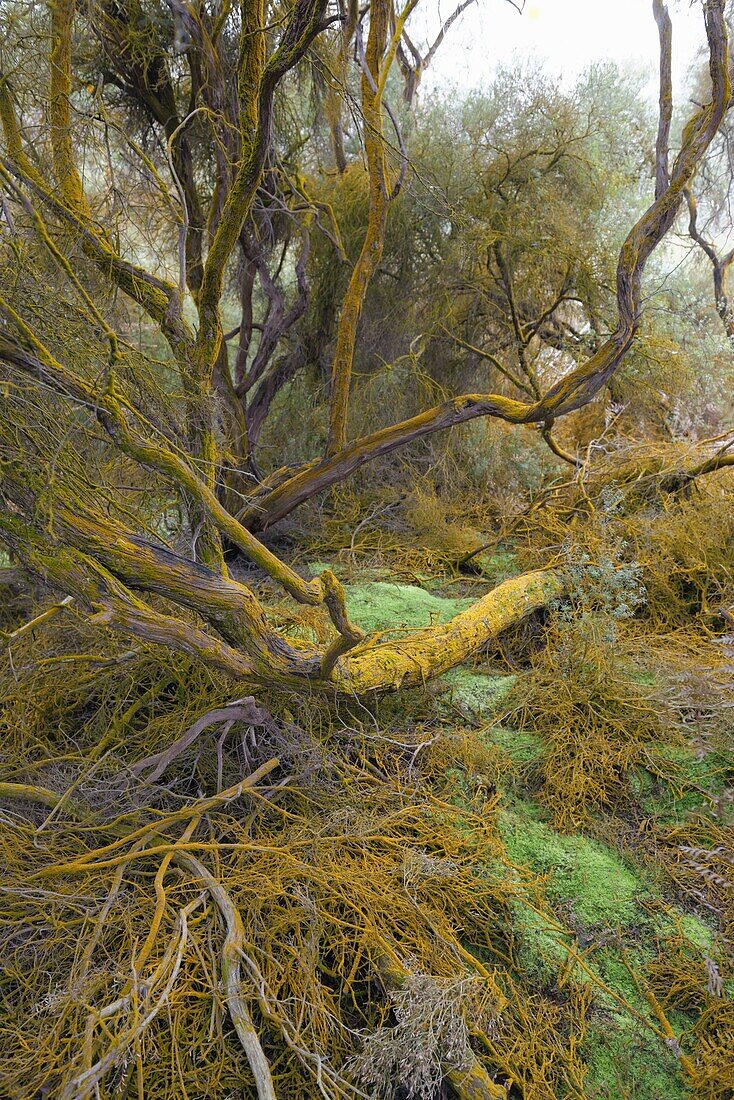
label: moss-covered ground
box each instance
[322,565,731,1100]
[2,556,731,1100]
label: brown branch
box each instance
[653,0,673,199]
[128,698,278,783]
[437,323,534,397]
[422,0,477,70]
[539,422,582,468]
[399,0,477,104]
[195,0,328,364]
[0,516,260,681]
[685,186,734,337]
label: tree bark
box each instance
[327,0,391,454]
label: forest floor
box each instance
[1,522,732,1099]
[291,555,731,1100]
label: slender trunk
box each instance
[327,0,390,455]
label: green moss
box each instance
[506,897,692,1097]
[500,809,649,927]
[677,913,714,952]
[438,670,516,718]
[307,560,334,577]
[583,1018,691,1100]
[507,887,694,1100]
[342,580,474,634]
[470,549,518,583]
[509,901,570,980]
[497,803,705,1099]
[485,726,545,769]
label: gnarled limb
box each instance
[653,0,673,199]
[129,698,279,784]
[327,568,564,694]
[243,0,731,531]
[2,486,564,695]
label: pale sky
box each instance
[411,0,707,96]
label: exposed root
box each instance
[172,851,277,1100]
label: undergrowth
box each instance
[1,459,732,1099]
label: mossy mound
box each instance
[344,579,475,633]
[500,808,649,927]
[500,812,713,1100]
[439,669,516,718]
[583,1017,691,1100]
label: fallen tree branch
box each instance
[173,851,277,1100]
[328,568,565,694]
[128,697,280,783]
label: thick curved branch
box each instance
[328,568,564,694]
[243,0,731,530]
[0,515,259,680]
[4,500,565,695]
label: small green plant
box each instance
[555,538,646,643]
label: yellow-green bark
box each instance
[327,0,391,455]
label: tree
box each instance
[0,0,731,700]
[2,6,734,1099]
